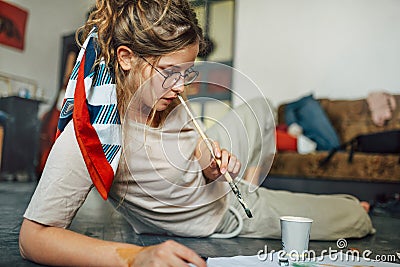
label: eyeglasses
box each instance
[140,56,199,89]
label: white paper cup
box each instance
[280,216,313,259]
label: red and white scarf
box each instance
[56,29,121,199]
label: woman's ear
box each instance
[117,46,135,71]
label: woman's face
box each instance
[141,42,199,111]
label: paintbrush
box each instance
[177,95,253,218]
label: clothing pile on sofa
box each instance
[276,92,398,154]
[270,92,400,182]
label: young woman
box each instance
[19,0,375,266]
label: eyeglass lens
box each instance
[162,69,198,89]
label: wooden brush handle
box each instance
[215,158,233,183]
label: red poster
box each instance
[0,0,28,51]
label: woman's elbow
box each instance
[19,218,42,260]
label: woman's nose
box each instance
[170,78,185,93]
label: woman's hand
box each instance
[132,240,206,267]
[195,139,241,182]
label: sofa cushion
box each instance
[320,95,400,142]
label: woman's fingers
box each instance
[227,154,237,173]
[133,240,206,267]
[232,160,241,176]
[168,241,207,267]
[217,149,228,174]
[212,140,221,158]
[209,140,241,179]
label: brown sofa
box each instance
[270,95,400,183]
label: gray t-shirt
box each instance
[24,106,229,237]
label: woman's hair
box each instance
[77,0,204,121]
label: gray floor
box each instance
[0,181,399,266]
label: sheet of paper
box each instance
[206,255,277,266]
[205,252,399,267]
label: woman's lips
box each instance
[162,96,177,102]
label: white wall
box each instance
[1,0,400,111]
[0,0,93,112]
[233,0,400,107]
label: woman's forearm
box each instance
[19,219,206,267]
[19,218,141,267]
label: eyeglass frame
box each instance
[140,56,199,90]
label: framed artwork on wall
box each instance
[0,0,28,51]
